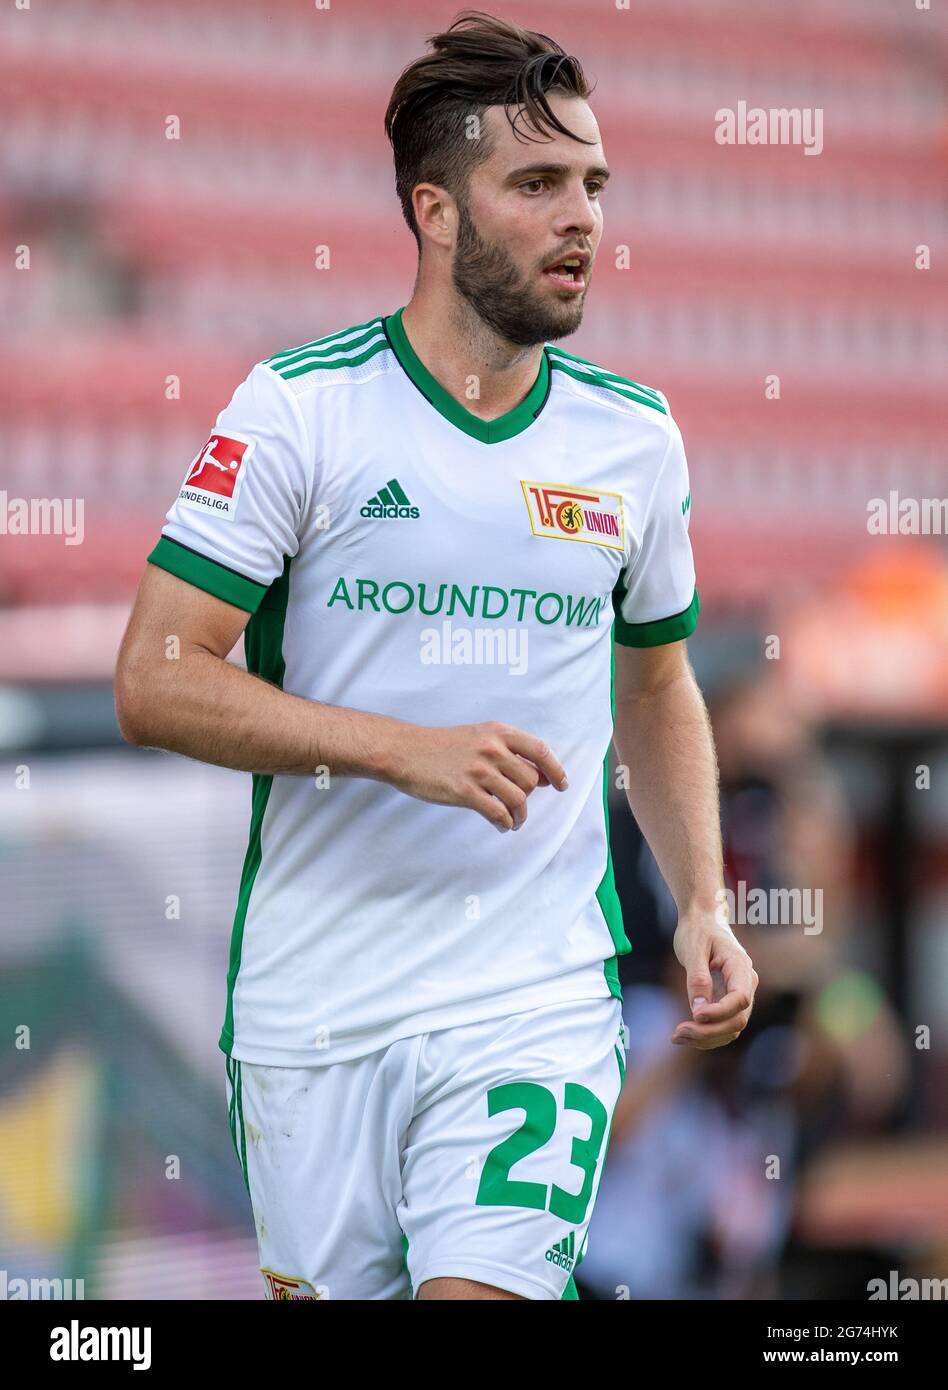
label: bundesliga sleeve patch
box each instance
[177,431,255,521]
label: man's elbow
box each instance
[114,656,159,747]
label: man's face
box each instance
[450,94,608,347]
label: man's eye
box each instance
[520,180,546,193]
[586,182,605,197]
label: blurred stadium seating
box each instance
[1,0,946,629]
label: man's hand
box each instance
[670,912,758,1049]
[381,720,569,833]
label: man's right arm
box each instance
[114,563,567,831]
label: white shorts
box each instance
[224,995,627,1300]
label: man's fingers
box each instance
[671,1028,744,1050]
[498,754,542,796]
[671,1018,749,1047]
[504,728,568,791]
[671,1000,752,1047]
[689,989,752,1024]
[685,967,714,1019]
[712,944,758,999]
[468,785,515,832]
[689,938,757,1021]
[671,922,758,1050]
[474,766,530,831]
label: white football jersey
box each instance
[148,309,699,1066]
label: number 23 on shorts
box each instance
[475,1081,609,1224]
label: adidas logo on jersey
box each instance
[546,1231,576,1272]
[361,478,419,520]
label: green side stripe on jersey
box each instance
[274,337,390,382]
[147,536,269,613]
[401,1233,414,1299]
[265,321,386,374]
[546,345,664,401]
[219,557,293,1058]
[265,315,384,365]
[612,583,700,647]
[596,632,631,997]
[547,357,667,415]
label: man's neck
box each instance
[399,291,545,423]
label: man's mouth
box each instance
[541,255,588,293]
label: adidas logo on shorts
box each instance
[545,1230,576,1273]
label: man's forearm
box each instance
[612,665,724,917]
[117,644,404,780]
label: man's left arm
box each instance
[612,639,758,1049]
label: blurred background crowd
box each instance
[1,0,946,1299]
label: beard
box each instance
[450,197,588,348]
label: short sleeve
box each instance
[613,410,699,647]
[147,362,310,613]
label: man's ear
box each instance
[412,184,456,250]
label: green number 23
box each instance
[475,1082,608,1224]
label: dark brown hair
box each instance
[384,10,595,253]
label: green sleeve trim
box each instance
[147,535,268,613]
[612,584,700,647]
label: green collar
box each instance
[383,306,551,444]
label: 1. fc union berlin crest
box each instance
[521,480,625,551]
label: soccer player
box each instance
[115,11,757,1301]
